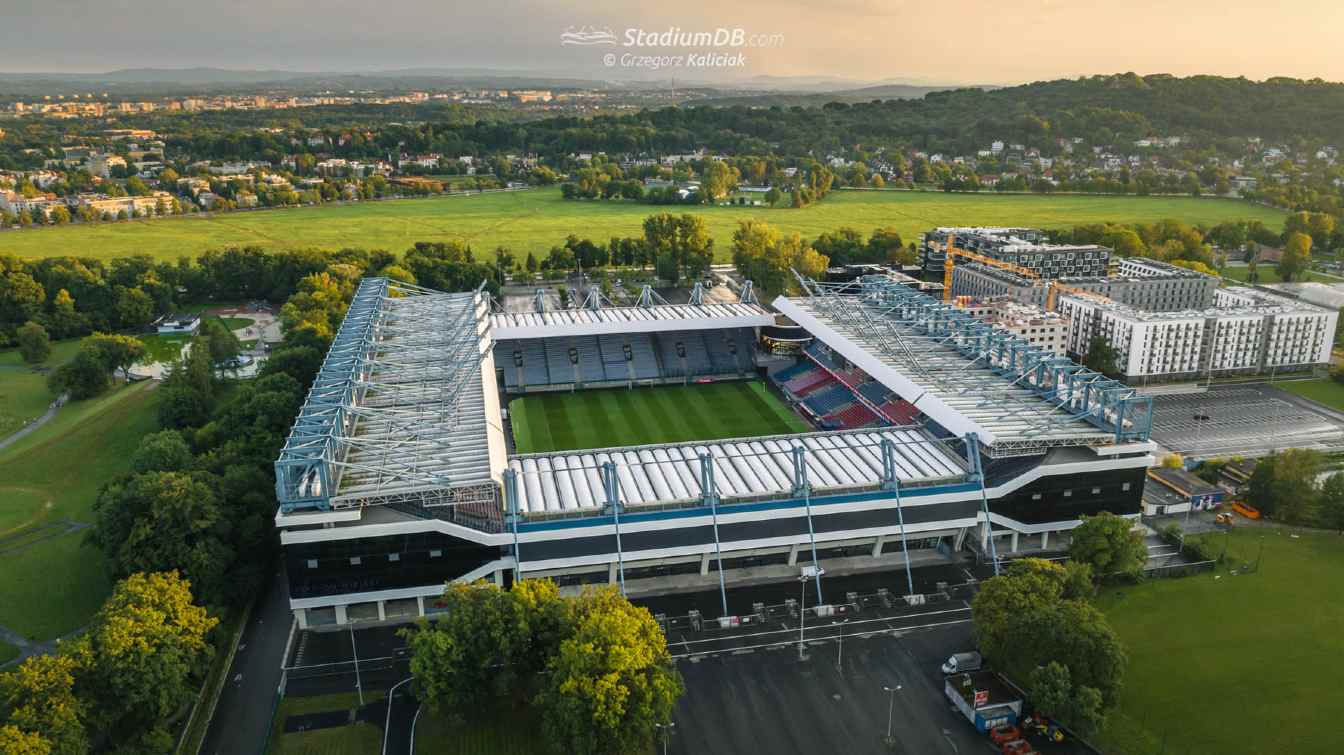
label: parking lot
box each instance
[1148,383,1344,458]
[669,623,1091,755]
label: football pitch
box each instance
[508,381,810,454]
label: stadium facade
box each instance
[274,275,1156,628]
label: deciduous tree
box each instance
[1069,512,1147,579]
[73,572,216,745]
[15,321,50,364]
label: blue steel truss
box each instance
[793,273,1152,455]
[275,277,497,512]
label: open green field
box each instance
[509,381,809,454]
[0,188,1288,263]
[1220,265,1338,285]
[1096,527,1344,754]
[267,692,385,755]
[414,708,547,755]
[0,340,83,438]
[1276,378,1344,412]
[0,380,160,640]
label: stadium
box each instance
[273,274,1157,628]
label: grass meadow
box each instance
[1096,527,1344,754]
[0,188,1288,263]
[0,380,160,639]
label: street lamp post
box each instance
[654,722,675,755]
[882,684,902,745]
[836,618,849,673]
[349,621,363,706]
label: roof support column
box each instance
[602,461,626,595]
[881,438,917,598]
[503,468,523,583]
[791,445,824,605]
[964,433,1000,577]
[700,454,728,617]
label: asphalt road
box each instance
[199,568,294,755]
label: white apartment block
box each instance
[1059,287,1338,380]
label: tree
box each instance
[1082,333,1120,375]
[537,587,683,755]
[866,227,906,265]
[72,572,217,743]
[1160,452,1184,469]
[84,333,146,383]
[731,219,828,295]
[0,654,86,755]
[1319,472,1344,533]
[47,347,110,399]
[1247,449,1324,523]
[199,318,241,368]
[0,272,45,327]
[971,558,1066,663]
[699,160,739,202]
[45,290,83,340]
[129,430,193,474]
[1027,661,1105,737]
[89,472,234,607]
[1278,231,1312,282]
[158,341,216,429]
[1069,512,1147,579]
[15,322,50,365]
[764,186,781,207]
[0,726,50,755]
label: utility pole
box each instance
[836,618,849,673]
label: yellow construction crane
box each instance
[941,233,1039,303]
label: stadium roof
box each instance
[275,278,507,513]
[490,302,774,340]
[777,274,1153,456]
[507,428,965,515]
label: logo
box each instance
[561,25,617,46]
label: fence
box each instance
[1143,559,1216,579]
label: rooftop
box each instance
[274,278,505,513]
[508,427,966,515]
[490,301,774,340]
[777,274,1153,456]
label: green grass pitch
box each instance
[508,381,809,454]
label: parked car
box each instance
[1001,739,1037,755]
[989,724,1022,745]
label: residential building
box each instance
[1058,287,1337,380]
[950,257,1218,312]
[920,227,1109,279]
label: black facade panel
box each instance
[988,466,1145,523]
[287,532,502,599]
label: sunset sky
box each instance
[4,0,1342,84]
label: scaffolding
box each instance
[785,273,1153,457]
[275,278,500,513]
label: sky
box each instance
[3,0,1343,85]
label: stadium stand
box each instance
[629,336,660,379]
[598,335,629,381]
[523,341,549,386]
[544,339,574,384]
[803,384,856,416]
[826,403,881,430]
[497,328,752,391]
[575,337,604,383]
